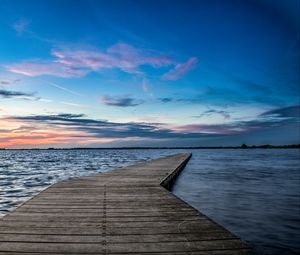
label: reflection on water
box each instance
[0,149,299,255]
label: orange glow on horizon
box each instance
[0,127,116,148]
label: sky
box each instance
[0,0,299,148]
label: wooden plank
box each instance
[0,231,235,242]
[0,153,252,254]
[0,250,252,255]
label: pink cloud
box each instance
[108,43,172,69]
[52,49,118,69]
[7,61,88,78]
[142,78,154,97]
[174,124,241,135]
[7,43,174,78]
[162,57,198,80]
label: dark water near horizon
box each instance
[0,149,299,254]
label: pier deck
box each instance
[0,153,252,254]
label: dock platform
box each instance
[0,153,252,254]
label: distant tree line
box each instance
[1,144,299,150]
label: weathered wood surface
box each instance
[0,153,252,254]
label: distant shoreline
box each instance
[1,144,299,150]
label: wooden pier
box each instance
[0,153,252,254]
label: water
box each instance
[0,149,299,254]
[172,149,300,255]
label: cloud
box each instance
[204,66,289,106]
[12,19,30,34]
[162,57,198,80]
[43,80,84,97]
[101,95,143,107]
[213,66,272,94]
[49,113,86,119]
[159,97,173,103]
[6,43,174,78]
[0,79,20,85]
[195,109,231,120]
[177,105,300,134]
[155,84,287,106]
[261,105,300,118]
[1,81,10,85]
[0,128,102,148]
[2,105,299,148]
[107,43,172,71]
[0,89,40,100]
[8,105,299,140]
[142,78,154,97]
[231,76,271,94]
[174,123,239,135]
[176,120,273,135]
[7,61,88,78]
[4,113,217,140]
[60,101,91,108]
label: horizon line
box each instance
[1,144,299,150]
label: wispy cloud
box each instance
[177,105,300,134]
[106,43,172,71]
[1,79,20,85]
[0,89,39,100]
[162,57,198,80]
[6,43,174,78]
[159,97,173,103]
[3,113,214,141]
[7,61,87,78]
[230,75,271,94]
[155,84,286,106]
[101,95,144,107]
[211,65,272,93]
[194,109,231,120]
[260,105,300,118]
[60,101,92,108]
[43,80,84,97]
[174,124,239,135]
[142,78,154,97]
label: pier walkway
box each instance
[0,153,251,254]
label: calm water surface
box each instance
[0,149,299,255]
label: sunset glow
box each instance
[0,0,299,148]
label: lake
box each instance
[0,149,299,254]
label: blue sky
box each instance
[0,0,299,148]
